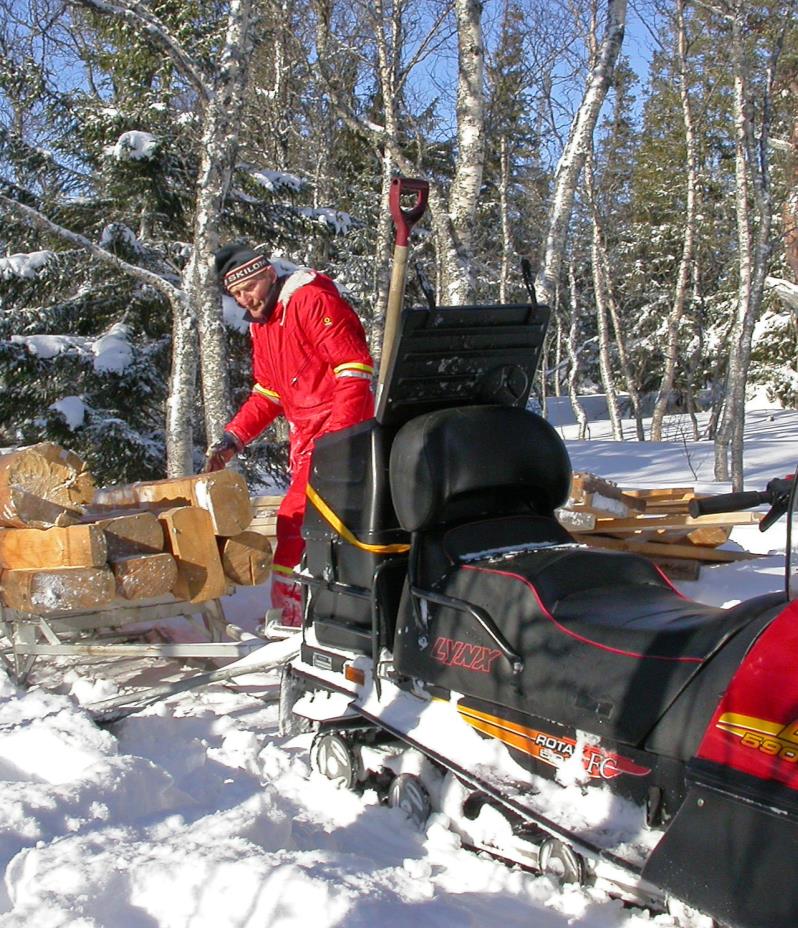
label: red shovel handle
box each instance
[390,177,429,247]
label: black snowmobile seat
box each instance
[452,547,733,662]
[389,405,775,747]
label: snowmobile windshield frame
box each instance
[375,303,550,428]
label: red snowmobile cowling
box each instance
[697,597,798,789]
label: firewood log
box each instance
[0,443,95,528]
[0,565,116,614]
[111,552,178,600]
[218,531,273,586]
[90,512,165,559]
[92,470,253,537]
[0,524,107,570]
[158,506,229,603]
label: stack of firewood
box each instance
[558,472,762,579]
[0,443,273,615]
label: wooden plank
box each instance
[580,533,758,563]
[589,511,762,534]
[111,553,178,600]
[251,494,285,511]
[158,506,229,603]
[638,499,698,515]
[247,515,277,538]
[0,565,116,614]
[556,509,597,532]
[625,526,732,548]
[569,473,646,514]
[219,531,273,586]
[91,512,165,559]
[0,524,107,569]
[686,526,732,547]
[623,487,695,500]
[93,470,253,537]
[247,495,280,539]
[0,443,95,528]
[570,491,633,518]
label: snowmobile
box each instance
[279,298,798,928]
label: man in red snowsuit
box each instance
[207,246,374,626]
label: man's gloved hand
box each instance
[205,433,241,472]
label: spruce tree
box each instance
[1,0,368,487]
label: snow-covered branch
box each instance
[766,276,798,313]
[0,193,185,307]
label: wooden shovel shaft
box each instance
[377,177,429,394]
[377,243,410,391]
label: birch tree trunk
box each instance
[567,257,590,439]
[585,153,624,439]
[373,152,396,360]
[583,141,645,439]
[714,3,778,489]
[785,84,798,280]
[535,0,627,308]
[554,314,563,397]
[605,288,645,440]
[444,0,486,303]
[371,0,402,360]
[599,227,646,439]
[167,298,199,476]
[499,135,512,303]
[650,0,699,442]
[183,0,256,455]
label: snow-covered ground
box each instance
[1,408,796,928]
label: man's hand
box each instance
[205,433,241,472]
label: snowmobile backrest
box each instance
[389,405,571,532]
[376,303,549,428]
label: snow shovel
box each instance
[376,176,429,398]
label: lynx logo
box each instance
[431,636,503,673]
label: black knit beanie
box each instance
[214,244,271,293]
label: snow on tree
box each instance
[0,0,362,484]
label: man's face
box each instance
[229,266,277,320]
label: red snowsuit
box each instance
[225,269,374,624]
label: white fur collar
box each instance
[278,268,316,307]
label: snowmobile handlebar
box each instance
[688,490,769,518]
[688,476,795,532]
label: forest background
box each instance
[1,0,796,493]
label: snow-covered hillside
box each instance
[1,409,796,927]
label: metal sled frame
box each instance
[0,596,264,701]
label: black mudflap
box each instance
[642,781,798,928]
